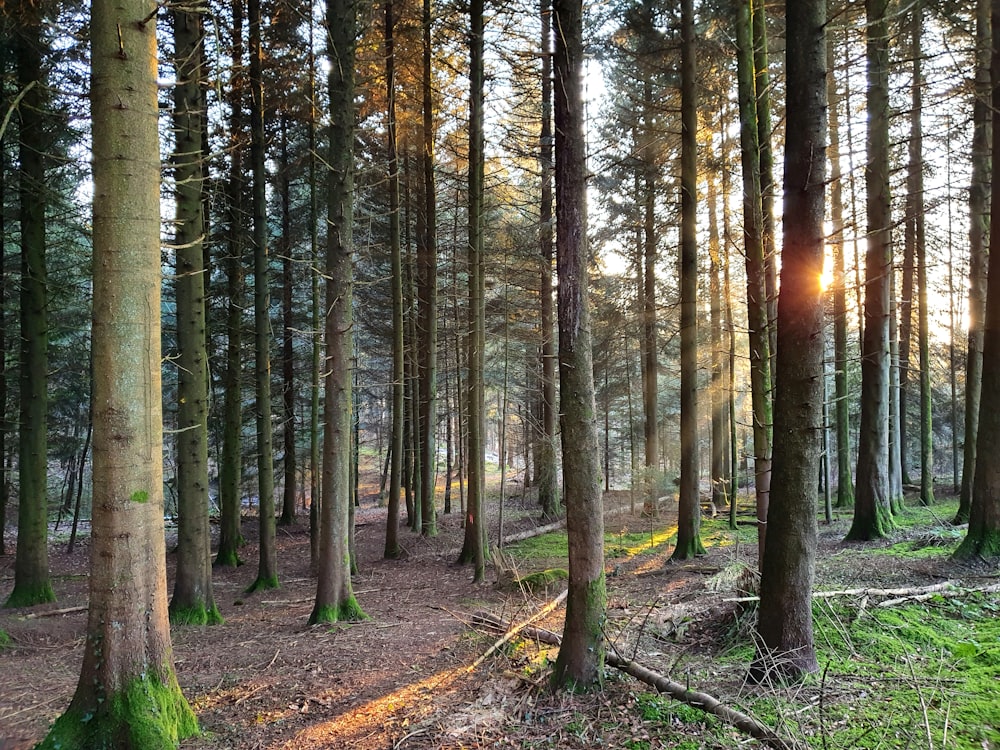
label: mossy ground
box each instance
[169,603,224,626]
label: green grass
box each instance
[0,629,11,650]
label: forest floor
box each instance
[1,477,999,750]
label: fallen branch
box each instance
[25,605,88,619]
[467,589,567,673]
[725,580,1000,604]
[470,609,805,750]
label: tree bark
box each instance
[458,0,489,581]
[6,0,54,609]
[826,21,855,510]
[672,0,704,561]
[550,0,606,690]
[849,0,895,541]
[954,0,1000,561]
[215,0,246,569]
[537,0,559,520]
[38,4,198,743]
[279,117,297,528]
[957,0,990,524]
[169,5,220,625]
[246,0,278,592]
[734,0,772,567]
[310,0,367,623]
[751,0,825,683]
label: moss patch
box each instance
[36,670,198,750]
[169,603,224,626]
[308,595,368,626]
[3,580,56,609]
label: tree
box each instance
[214,0,247,569]
[537,0,560,520]
[751,0,825,683]
[733,0,772,564]
[956,0,989,525]
[954,0,1000,561]
[37,2,198,743]
[458,0,489,581]
[550,0,607,690]
[384,0,405,560]
[169,4,221,625]
[826,18,854,510]
[848,0,895,541]
[671,0,704,561]
[6,0,55,609]
[310,0,366,623]
[246,0,278,592]
[417,0,439,537]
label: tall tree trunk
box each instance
[550,0,606,690]
[734,0,772,566]
[310,0,366,623]
[0,32,7,558]
[246,0,278,592]
[417,0,438,537]
[215,0,246,569]
[641,77,659,515]
[384,0,404,559]
[752,0,777,381]
[38,4,198,742]
[826,25,855,509]
[910,2,934,507]
[458,0,489,581]
[672,0,704,562]
[752,0,825,683]
[955,0,1000,561]
[308,14,322,568]
[7,0,53,609]
[708,174,728,510]
[169,5,221,625]
[279,117,297,527]
[957,0,989,524]
[537,0,559,520]
[849,0,895,541]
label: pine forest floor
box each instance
[1,478,999,749]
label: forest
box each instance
[1,0,999,747]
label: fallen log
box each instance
[470,609,805,750]
[725,580,988,604]
[25,605,88,619]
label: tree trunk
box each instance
[734,0,772,566]
[38,4,198,742]
[826,26,855,510]
[417,0,438,537]
[307,15,322,569]
[954,0,1000,561]
[169,5,220,625]
[458,0,489,581]
[708,174,728,510]
[957,0,989,525]
[310,0,366,623]
[641,76,658,515]
[246,0,278,592]
[751,0,824,683]
[849,0,895,541]
[672,0,704,562]
[537,0,560,520]
[550,0,606,690]
[279,117,297,527]
[6,0,54,609]
[0,33,7,558]
[384,0,404,559]
[215,0,246,569]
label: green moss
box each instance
[308,596,368,625]
[3,580,56,608]
[550,574,607,691]
[168,603,224,626]
[954,528,1000,560]
[212,549,243,568]
[0,629,11,650]
[36,670,198,750]
[515,568,568,592]
[245,574,279,594]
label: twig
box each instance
[25,605,88,619]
